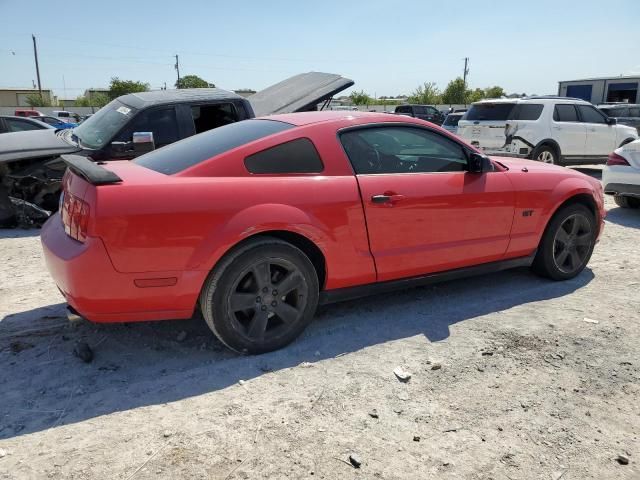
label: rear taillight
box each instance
[61,191,90,242]
[607,152,630,166]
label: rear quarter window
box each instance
[134,119,294,174]
[244,138,323,174]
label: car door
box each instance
[111,106,180,159]
[339,125,516,282]
[552,104,587,156]
[577,104,616,156]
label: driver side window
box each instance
[340,126,468,175]
[114,107,179,148]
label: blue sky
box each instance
[0,0,638,99]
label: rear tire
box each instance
[199,237,319,354]
[532,204,596,281]
[531,144,560,165]
[614,195,640,209]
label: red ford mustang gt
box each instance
[41,111,605,353]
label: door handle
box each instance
[371,193,405,204]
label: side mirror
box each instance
[605,117,617,125]
[468,152,487,173]
[133,131,155,155]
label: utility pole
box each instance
[462,57,469,107]
[174,54,180,88]
[32,34,42,101]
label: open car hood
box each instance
[249,72,354,117]
[0,129,81,164]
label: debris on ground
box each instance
[413,435,420,442]
[616,454,629,465]
[582,317,600,324]
[348,454,362,468]
[0,448,7,458]
[73,342,93,363]
[368,409,379,419]
[393,366,412,382]
[431,363,442,371]
[163,430,172,438]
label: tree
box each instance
[75,93,109,108]
[349,90,372,106]
[467,88,486,103]
[108,77,149,99]
[484,86,506,99]
[441,77,467,105]
[407,82,441,104]
[176,74,214,89]
[25,93,51,107]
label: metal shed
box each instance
[558,76,640,104]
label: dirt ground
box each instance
[0,168,639,480]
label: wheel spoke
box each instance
[247,310,269,339]
[569,249,582,270]
[555,227,570,244]
[555,248,570,267]
[276,271,304,295]
[273,302,300,324]
[229,293,257,312]
[252,262,272,290]
[575,232,592,246]
[569,217,580,235]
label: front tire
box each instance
[531,144,559,165]
[200,237,319,354]
[532,204,596,280]
[614,195,640,209]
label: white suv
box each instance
[457,97,638,165]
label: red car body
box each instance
[41,111,605,326]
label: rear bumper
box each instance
[40,213,202,323]
[602,165,640,197]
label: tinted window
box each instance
[135,119,294,174]
[553,104,579,122]
[600,106,629,117]
[39,116,59,125]
[465,103,516,121]
[340,127,467,175]
[577,105,606,124]
[191,103,239,134]
[443,114,462,127]
[245,138,323,174]
[6,118,42,132]
[395,106,409,114]
[427,107,440,115]
[511,104,543,120]
[115,107,179,147]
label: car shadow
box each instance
[0,228,41,239]
[0,267,593,440]
[569,166,602,180]
[605,206,640,228]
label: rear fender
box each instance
[189,203,330,273]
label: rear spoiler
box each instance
[61,154,122,185]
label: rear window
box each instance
[443,114,462,126]
[135,119,294,174]
[465,103,516,121]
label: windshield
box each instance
[599,106,628,117]
[443,114,462,126]
[465,103,516,121]
[72,99,138,149]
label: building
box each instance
[83,88,110,101]
[0,88,54,107]
[558,76,640,104]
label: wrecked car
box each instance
[0,72,354,227]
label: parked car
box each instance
[457,96,638,165]
[0,72,354,221]
[603,139,640,208]
[14,109,44,117]
[52,110,81,123]
[0,115,55,134]
[34,115,77,129]
[41,111,604,354]
[598,104,640,133]
[441,112,465,135]
[394,105,445,125]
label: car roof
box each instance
[117,88,244,109]
[260,110,426,127]
[471,96,591,106]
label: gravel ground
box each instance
[0,168,639,479]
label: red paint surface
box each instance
[41,112,605,323]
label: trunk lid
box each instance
[249,72,354,117]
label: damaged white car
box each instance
[457,97,638,165]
